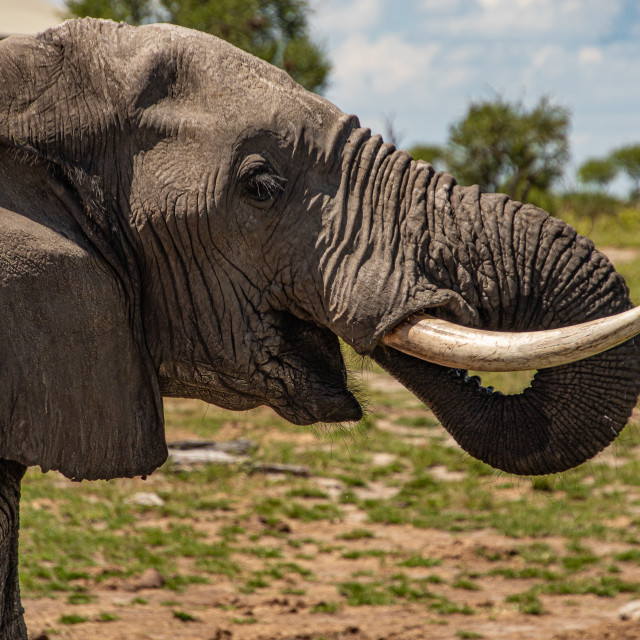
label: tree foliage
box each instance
[611,144,640,204]
[577,157,618,190]
[410,144,447,170]
[444,96,570,203]
[64,0,330,93]
[575,144,640,204]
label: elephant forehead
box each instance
[144,23,340,121]
[104,20,341,132]
[41,19,351,153]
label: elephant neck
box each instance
[0,148,79,233]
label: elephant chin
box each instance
[264,316,363,425]
[158,317,362,426]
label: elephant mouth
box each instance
[262,314,363,425]
[158,315,362,426]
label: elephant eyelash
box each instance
[244,171,286,204]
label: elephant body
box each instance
[0,18,638,637]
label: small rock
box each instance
[619,599,640,620]
[103,578,128,591]
[30,633,49,640]
[477,600,495,608]
[133,567,165,590]
[127,492,165,507]
[428,465,467,482]
[371,453,396,467]
[168,449,242,467]
[313,477,345,500]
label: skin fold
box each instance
[0,17,638,638]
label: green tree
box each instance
[64,0,330,93]
[611,144,640,205]
[577,157,617,190]
[409,144,447,171]
[446,96,570,202]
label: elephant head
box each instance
[0,18,639,484]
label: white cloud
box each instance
[329,33,439,101]
[422,0,463,11]
[578,46,603,65]
[530,45,565,71]
[312,0,384,37]
[419,0,624,42]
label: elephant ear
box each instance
[0,197,166,481]
[0,29,167,481]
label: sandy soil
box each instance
[20,370,640,640]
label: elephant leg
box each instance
[0,460,27,640]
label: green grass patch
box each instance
[172,610,199,622]
[231,617,258,624]
[338,581,394,606]
[342,549,389,560]
[338,528,376,540]
[66,592,95,605]
[312,601,342,614]
[489,567,560,580]
[429,598,476,615]
[542,576,640,597]
[59,614,88,625]
[98,612,120,622]
[452,577,481,591]
[398,554,442,568]
[505,590,545,615]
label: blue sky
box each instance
[45,0,640,192]
[310,0,640,192]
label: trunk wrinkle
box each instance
[372,182,640,475]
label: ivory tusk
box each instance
[381,306,640,372]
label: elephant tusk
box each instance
[381,306,640,372]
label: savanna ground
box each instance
[20,208,640,640]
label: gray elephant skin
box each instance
[0,17,638,638]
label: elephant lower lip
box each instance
[324,393,363,422]
[271,390,362,425]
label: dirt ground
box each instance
[23,545,640,640]
[19,369,640,640]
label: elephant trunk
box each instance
[363,163,640,475]
[316,128,639,474]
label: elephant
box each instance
[0,17,639,638]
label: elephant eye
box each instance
[238,154,286,209]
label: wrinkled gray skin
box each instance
[0,18,638,637]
